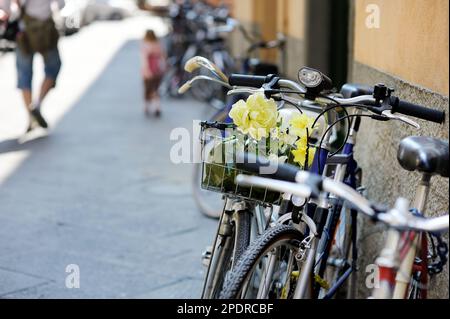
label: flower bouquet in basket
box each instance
[202,93,319,204]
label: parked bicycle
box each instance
[208,72,448,299]
[219,145,448,299]
[159,0,235,100]
[179,57,447,299]
[180,58,333,298]
[184,33,286,219]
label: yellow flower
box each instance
[229,100,251,134]
[291,135,316,167]
[229,93,278,140]
[289,113,316,137]
[268,153,288,165]
[281,131,298,148]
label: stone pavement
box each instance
[0,16,218,298]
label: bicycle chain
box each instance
[427,234,448,275]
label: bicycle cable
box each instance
[315,113,387,175]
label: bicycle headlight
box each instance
[298,67,323,88]
[297,67,333,98]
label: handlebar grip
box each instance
[229,74,271,88]
[235,153,299,182]
[390,97,446,124]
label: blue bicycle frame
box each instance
[311,114,361,299]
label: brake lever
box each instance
[178,75,232,94]
[227,87,264,96]
[184,56,229,82]
[381,110,421,129]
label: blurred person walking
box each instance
[141,29,166,117]
[0,0,65,132]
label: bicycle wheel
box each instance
[190,48,233,103]
[202,206,252,298]
[192,109,228,219]
[219,225,305,299]
[190,67,225,103]
[159,64,185,99]
[315,202,356,299]
[192,162,225,219]
[315,168,363,299]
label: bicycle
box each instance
[179,59,328,298]
[218,143,448,298]
[160,0,236,101]
[211,70,447,298]
[190,68,445,300]
[186,33,286,219]
[180,58,446,298]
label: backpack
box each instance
[15,0,59,56]
[20,13,59,54]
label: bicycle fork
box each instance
[202,198,255,298]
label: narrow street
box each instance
[0,16,217,298]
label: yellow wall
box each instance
[231,0,305,63]
[233,0,305,40]
[354,0,449,96]
[277,0,305,39]
[233,0,256,23]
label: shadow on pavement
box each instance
[0,135,49,155]
[0,39,217,298]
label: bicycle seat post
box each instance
[412,173,432,215]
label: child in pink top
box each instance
[141,30,166,117]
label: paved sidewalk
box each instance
[0,18,218,298]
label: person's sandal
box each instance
[26,117,38,133]
[26,122,34,133]
[31,108,48,129]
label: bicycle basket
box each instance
[199,121,283,205]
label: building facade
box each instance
[219,0,449,298]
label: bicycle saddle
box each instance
[397,136,449,178]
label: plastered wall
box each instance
[351,0,449,298]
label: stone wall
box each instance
[351,62,449,298]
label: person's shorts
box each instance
[144,75,162,99]
[16,46,61,90]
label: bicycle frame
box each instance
[182,56,446,299]
[292,108,363,299]
[373,174,432,299]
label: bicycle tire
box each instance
[315,201,355,299]
[202,208,252,298]
[219,225,305,299]
[192,162,224,219]
[192,108,229,219]
[190,49,234,103]
[316,167,363,298]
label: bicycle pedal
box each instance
[201,246,213,267]
[314,274,330,290]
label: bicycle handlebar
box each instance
[228,74,271,87]
[236,153,299,182]
[228,74,305,93]
[389,96,446,124]
[184,59,446,126]
[235,154,449,233]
